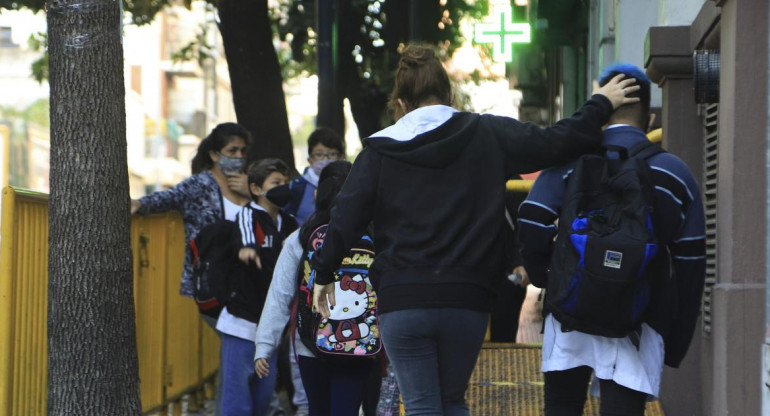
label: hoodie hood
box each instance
[365,106,480,169]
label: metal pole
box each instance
[317,0,343,134]
[409,0,428,41]
[762,0,770,415]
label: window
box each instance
[0,27,15,47]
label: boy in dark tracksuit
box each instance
[517,64,706,415]
[216,158,297,416]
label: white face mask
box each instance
[311,159,333,176]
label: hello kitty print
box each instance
[316,272,380,356]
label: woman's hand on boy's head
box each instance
[238,247,262,269]
[592,74,641,109]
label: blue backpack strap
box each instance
[287,177,308,215]
[628,140,664,160]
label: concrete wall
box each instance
[709,1,767,413]
[648,1,769,414]
[657,0,705,26]
[588,0,662,107]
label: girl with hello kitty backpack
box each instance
[253,161,380,416]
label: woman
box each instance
[130,122,252,315]
[310,44,639,415]
[253,161,375,416]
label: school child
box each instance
[216,158,298,416]
[276,128,346,415]
[518,64,705,415]
[254,161,376,416]
[285,127,347,225]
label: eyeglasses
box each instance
[310,151,342,161]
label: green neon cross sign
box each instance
[474,6,531,63]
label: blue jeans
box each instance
[378,308,488,416]
[201,315,223,416]
[218,332,278,416]
[297,355,374,416]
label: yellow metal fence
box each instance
[0,186,219,415]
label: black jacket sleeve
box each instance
[488,94,612,175]
[310,148,380,285]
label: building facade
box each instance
[646,1,768,414]
[516,0,766,414]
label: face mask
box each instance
[311,159,333,176]
[217,154,245,174]
[265,184,292,208]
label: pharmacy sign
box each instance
[474,6,531,62]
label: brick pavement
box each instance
[151,286,546,416]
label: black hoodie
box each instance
[310,95,613,314]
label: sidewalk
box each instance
[470,285,666,416]
[151,287,547,416]
[150,286,668,416]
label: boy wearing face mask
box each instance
[215,158,299,416]
[285,127,346,225]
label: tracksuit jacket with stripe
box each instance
[226,202,297,323]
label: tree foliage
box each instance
[0,0,44,11]
[6,0,493,151]
[274,0,488,121]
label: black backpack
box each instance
[190,221,244,318]
[546,141,664,338]
[291,225,381,359]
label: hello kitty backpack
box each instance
[292,225,381,358]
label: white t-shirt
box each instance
[222,196,242,221]
[542,314,665,398]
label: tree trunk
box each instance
[46,0,142,414]
[218,0,296,170]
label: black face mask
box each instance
[265,184,292,208]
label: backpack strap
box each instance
[603,145,630,160]
[603,141,664,161]
[288,178,308,214]
[304,224,329,290]
[628,140,664,161]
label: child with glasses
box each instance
[285,127,346,226]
